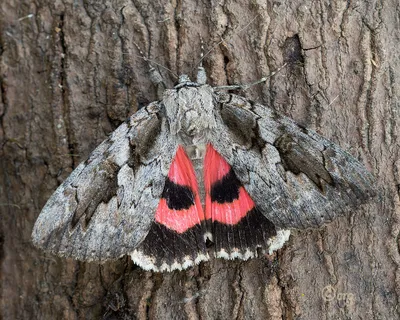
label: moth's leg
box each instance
[149,66,167,100]
[134,43,167,99]
[214,63,288,91]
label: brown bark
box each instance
[1,0,399,319]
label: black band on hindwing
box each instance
[210,169,241,203]
[162,178,195,210]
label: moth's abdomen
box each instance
[184,144,208,206]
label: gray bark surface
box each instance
[1,0,399,319]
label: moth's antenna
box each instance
[102,46,179,82]
[193,14,261,71]
[196,37,207,84]
[215,63,288,91]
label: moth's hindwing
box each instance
[131,146,209,272]
[204,144,277,259]
[32,103,178,261]
[211,93,376,229]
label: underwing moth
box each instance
[32,67,376,272]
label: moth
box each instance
[32,66,376,272]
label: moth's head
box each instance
[162,79,217,142]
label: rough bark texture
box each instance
[1,0,399,319]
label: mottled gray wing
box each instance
[32,102,177,261]
[210,93,376,229]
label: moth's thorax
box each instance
[163,84,217,145]
[185,144,207,160]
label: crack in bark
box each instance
[228,264,245,320]
[57,12,77,170]
[0,77,7,150]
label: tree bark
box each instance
[1,0,399,319]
